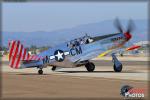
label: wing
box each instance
[126,45,141,51]
[97,45,141,58]
[97,50,113,57]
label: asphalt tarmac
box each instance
[1,57,149,99]
[2,73,149,99]
[2,60,149,67]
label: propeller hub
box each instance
[124,32,132,41]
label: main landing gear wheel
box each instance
[85,62,95,72]
[112,53,123,72]
[38,69,43,75]
[113,64,122,72]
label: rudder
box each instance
[8,40,30,69]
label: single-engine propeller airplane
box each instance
[8,19,139,74]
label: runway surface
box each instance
[1,57,150,99]
[2,60,149,66]
[2,73,149,99]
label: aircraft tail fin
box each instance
[8,40,40,69]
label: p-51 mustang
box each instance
[8,19,136,74]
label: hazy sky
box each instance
[2,2,147,32]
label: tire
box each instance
[52,66,56,71]
[114,64,122,72]
[85,62,95,72]
[38,69,43,75]
[120,53,123,57]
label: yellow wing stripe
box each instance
[97,50,112,58]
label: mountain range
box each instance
[2,19,147,47]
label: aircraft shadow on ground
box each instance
[58,71,114,73]
[17,73,49,75]
[58,70,142,73]
[16,70,142,75]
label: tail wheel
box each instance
[120,53,123,57]
[51,66,56,71]
[113,64,122,72]
[38,69,43,75]
[85,62,95,72]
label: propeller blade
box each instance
[127,19,135,33]
[114,18,123,33]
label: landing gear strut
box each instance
[112,53,122,72]
[38,69,43,75]
[85,62,95,72]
